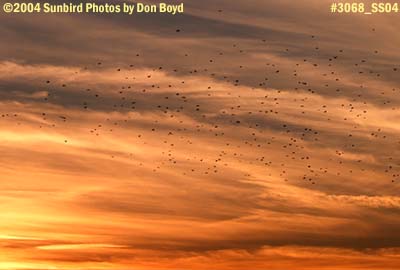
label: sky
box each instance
[1,0,400,269]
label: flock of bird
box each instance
[3,26,399,188]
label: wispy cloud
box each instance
[1,0,400,269]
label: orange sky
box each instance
[1,0,400,269]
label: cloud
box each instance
[1,1,400,269]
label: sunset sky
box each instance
[1,0,400,269]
